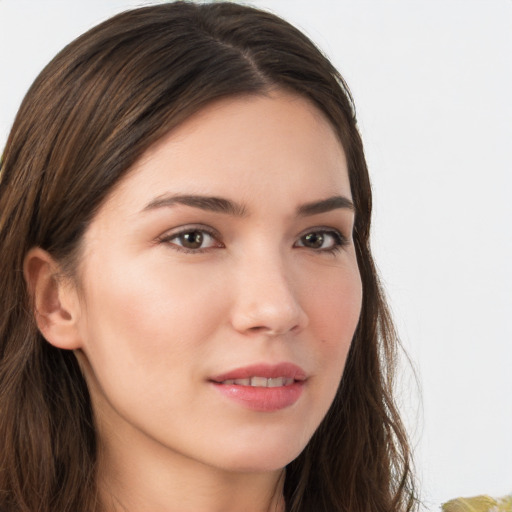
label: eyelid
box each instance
[296,225,348,240]
[156,224,224,252]
[294,226,349,251]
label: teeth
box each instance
[250,376,267,387]
[222,377,294,387]
[267,377,289,387]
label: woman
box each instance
[0,2,417,511]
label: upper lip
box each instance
[210,362,307,383]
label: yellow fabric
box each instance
[442,495,512,512]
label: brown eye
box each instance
[163,228,222,252]
[301,232,324,249]
[179,231,204,249]
[295,230,345,252]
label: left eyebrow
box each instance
[297,195,355,216]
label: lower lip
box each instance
[211,381,304,412]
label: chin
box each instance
[209,436,308,474]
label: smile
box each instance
[220,377,295,387]
[210,363,307,412]
[211,362,307,383]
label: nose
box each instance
[230,253,309,337]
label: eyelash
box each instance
[157,226,222,254]
[295,228,348,254]
[157,226,348,255]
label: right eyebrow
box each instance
[141,194,248,217]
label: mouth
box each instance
[209,363,307,412]
[218,376,295,387]
[211,362,306,382]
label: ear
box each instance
[23,247,83,350]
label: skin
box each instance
[26,91,362,512]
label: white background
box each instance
[1,1,511,509]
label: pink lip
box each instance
[210,363,306,412]
[211,362,307,383]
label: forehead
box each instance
[103,91,350,214]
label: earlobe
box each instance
[23,247,83,350]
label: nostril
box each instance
[245,323,301,337]
[248,325,267,333]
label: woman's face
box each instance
[74,91,362,474]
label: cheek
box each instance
[76,256,234,444]
[308,259,361,333]
[304,262,362,381]
[77,254,228,390]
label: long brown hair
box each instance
[0,2,418,511]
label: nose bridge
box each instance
[230,244,308,336]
